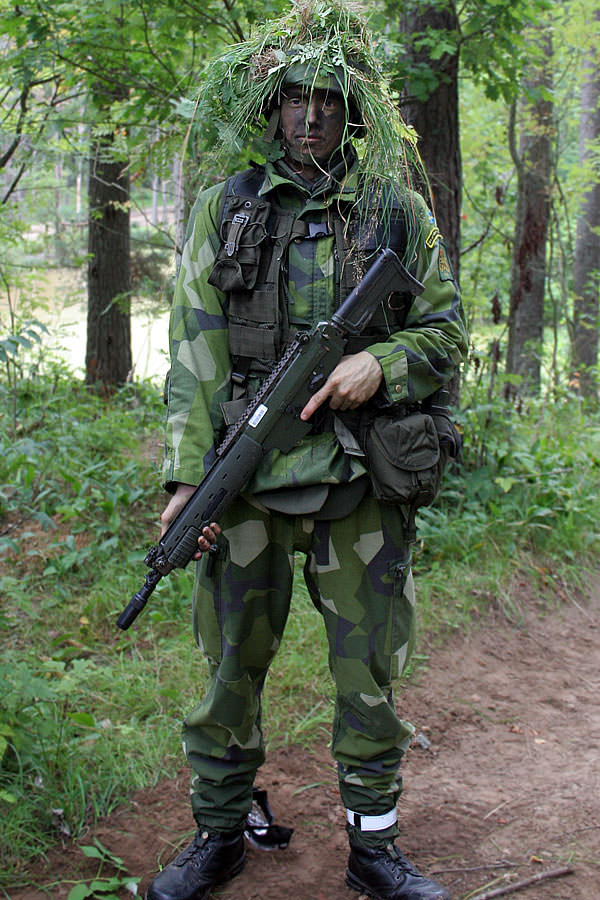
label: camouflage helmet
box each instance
[282,61,346,95]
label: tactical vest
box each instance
[207,165,416,415]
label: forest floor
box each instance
[8,574,600,900]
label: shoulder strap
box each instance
[335,187,413,302]
[227,165,265,199]
[211,165,266,247]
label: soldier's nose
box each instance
[306,100,321,126]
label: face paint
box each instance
[279,87,346,179]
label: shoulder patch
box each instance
[425,226,442,249]
[438,243,454,282]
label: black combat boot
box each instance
[146,829,245,900]
[346,844,450,900]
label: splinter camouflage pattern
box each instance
[162,156,468,494]
[162,152,468,847]
[186,494,415,846]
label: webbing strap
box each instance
[333,215,356,303]
[219,168,413,376]
[263,108,280,145]
[224,212,250,257]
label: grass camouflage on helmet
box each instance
[186,0,431,262]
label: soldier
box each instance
[147,2,468,899]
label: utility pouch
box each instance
[431,408,462,467]
[208,195,271,293]
[361,410,460,507]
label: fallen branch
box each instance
[469,866,574,900]
[430,862,517,876]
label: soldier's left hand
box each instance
[300,351,383,420]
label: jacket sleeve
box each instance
[161,183,232,492]
[365,192,469,404]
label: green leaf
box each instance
[69,712,97,728]
[80,845,106,860]
[67,884,93,900]
[89,878,125,892]
[495,476,517,493]
[80,839,124,868]
[32,511,57,531]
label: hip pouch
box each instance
[361,410,461,507]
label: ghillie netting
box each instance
[181,0,431,261]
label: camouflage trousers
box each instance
[183,492,416,847]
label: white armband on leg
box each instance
[346,807,398,831]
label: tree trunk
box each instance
[572,14,600,399]
[399,3,461,282]
[505,31,553,396]
[86,128,132,390]
[399,2,462,407]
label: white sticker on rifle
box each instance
[248,404,268,428]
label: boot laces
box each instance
[174,832,214,869]
[386,846,423,882]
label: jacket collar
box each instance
[259,143,360,202]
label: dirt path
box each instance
[9,577,599,900]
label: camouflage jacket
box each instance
[162,156,468,494]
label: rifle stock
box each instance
[117,249,424,630]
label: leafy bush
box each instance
[416,391,600,565]
[0,646,193,874]
[0,369,162,555]
[0,368,172,877]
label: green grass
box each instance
[1,365,599,885]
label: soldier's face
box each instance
[279,86,346,174]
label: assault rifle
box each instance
[117,248,424,630]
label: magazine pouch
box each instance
[208,195,271,293]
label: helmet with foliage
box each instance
[191,0,424,184]
[184,0,430,257]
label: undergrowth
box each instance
[413,389,600,632]
[1,365,599,886]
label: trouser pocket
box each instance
[193,537,226,663]
[388,558,416,681]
